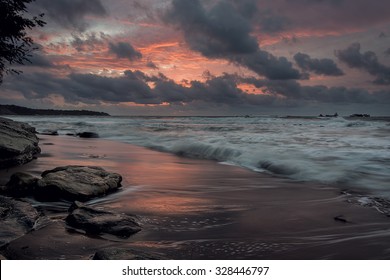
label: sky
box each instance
[1,0,390,116]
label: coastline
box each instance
[1,135,390,259]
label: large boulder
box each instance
[36,166,122,201]
[66,205,141,238]
[0,195,39,247]
[0,117,41,169]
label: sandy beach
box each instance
[1,134,390,259]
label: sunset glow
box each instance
[1,0,389,115]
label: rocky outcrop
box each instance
[93,248,162,260]
[36,166,122,201]
[0,196,39,247]
[66,204,141,238]
[0,117,41,169]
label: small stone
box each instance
[77,132,99,138]
[66,206,141,238]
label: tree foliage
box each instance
[0,0,45,84]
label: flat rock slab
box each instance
[93,247,164,260]
[0,117,40,169]
[0,195,39,247]
[66,206,141,238]
[36,166,122,201]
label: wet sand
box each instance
[1,135,390,259]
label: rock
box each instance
[77,132,99,138]
[1,172,39,197]
[66,206,141,238]
[68,201,84,212]
[0,117,41,169]
[0,195,39,247]
[93,248,163,260]
[40,129,58,136]
[0,254,7,260]
[334,215,351,223]
[36,166,122,201]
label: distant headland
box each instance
[0,105,110,116]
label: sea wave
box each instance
[9,115,390,197]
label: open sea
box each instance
[9,115,390,198]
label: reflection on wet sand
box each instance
[2,135,390,259]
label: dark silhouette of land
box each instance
[0,104,109,116]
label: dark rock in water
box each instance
[68,201,84,212]
[0,195,39,247]
[77,132,99,138]
[40,129,58,136]
[66,133,76,136]
[36,166,122,201]
[66,206,141,238]
[93,248,163,260]
[0,117,41,169]
[1,172,39,197]
[333,215,351,223]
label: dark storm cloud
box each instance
[246,0,390,34]
[384,48,390,56]
[234,52,301,80]
[3,71,156,104]
[164,0,301,80]
[26,53,55,68]
[108,42,142,61]
[3,69,389,108]
[294,52,344,76]
[241,77,390,104]
[335,43,390,85]
[165,0,258,56]
[36,0,107,31]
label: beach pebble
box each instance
[66,206,141,238]
[0,195,39,247]
[93,248,163,260]
[0,117,41,169]
[36,166,122,201]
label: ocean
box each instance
[9,115,390,197]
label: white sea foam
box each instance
[10,115,390,197]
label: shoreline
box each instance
[1,135,390,259]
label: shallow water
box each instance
[2,135,390,259]
[9,115,390,197]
